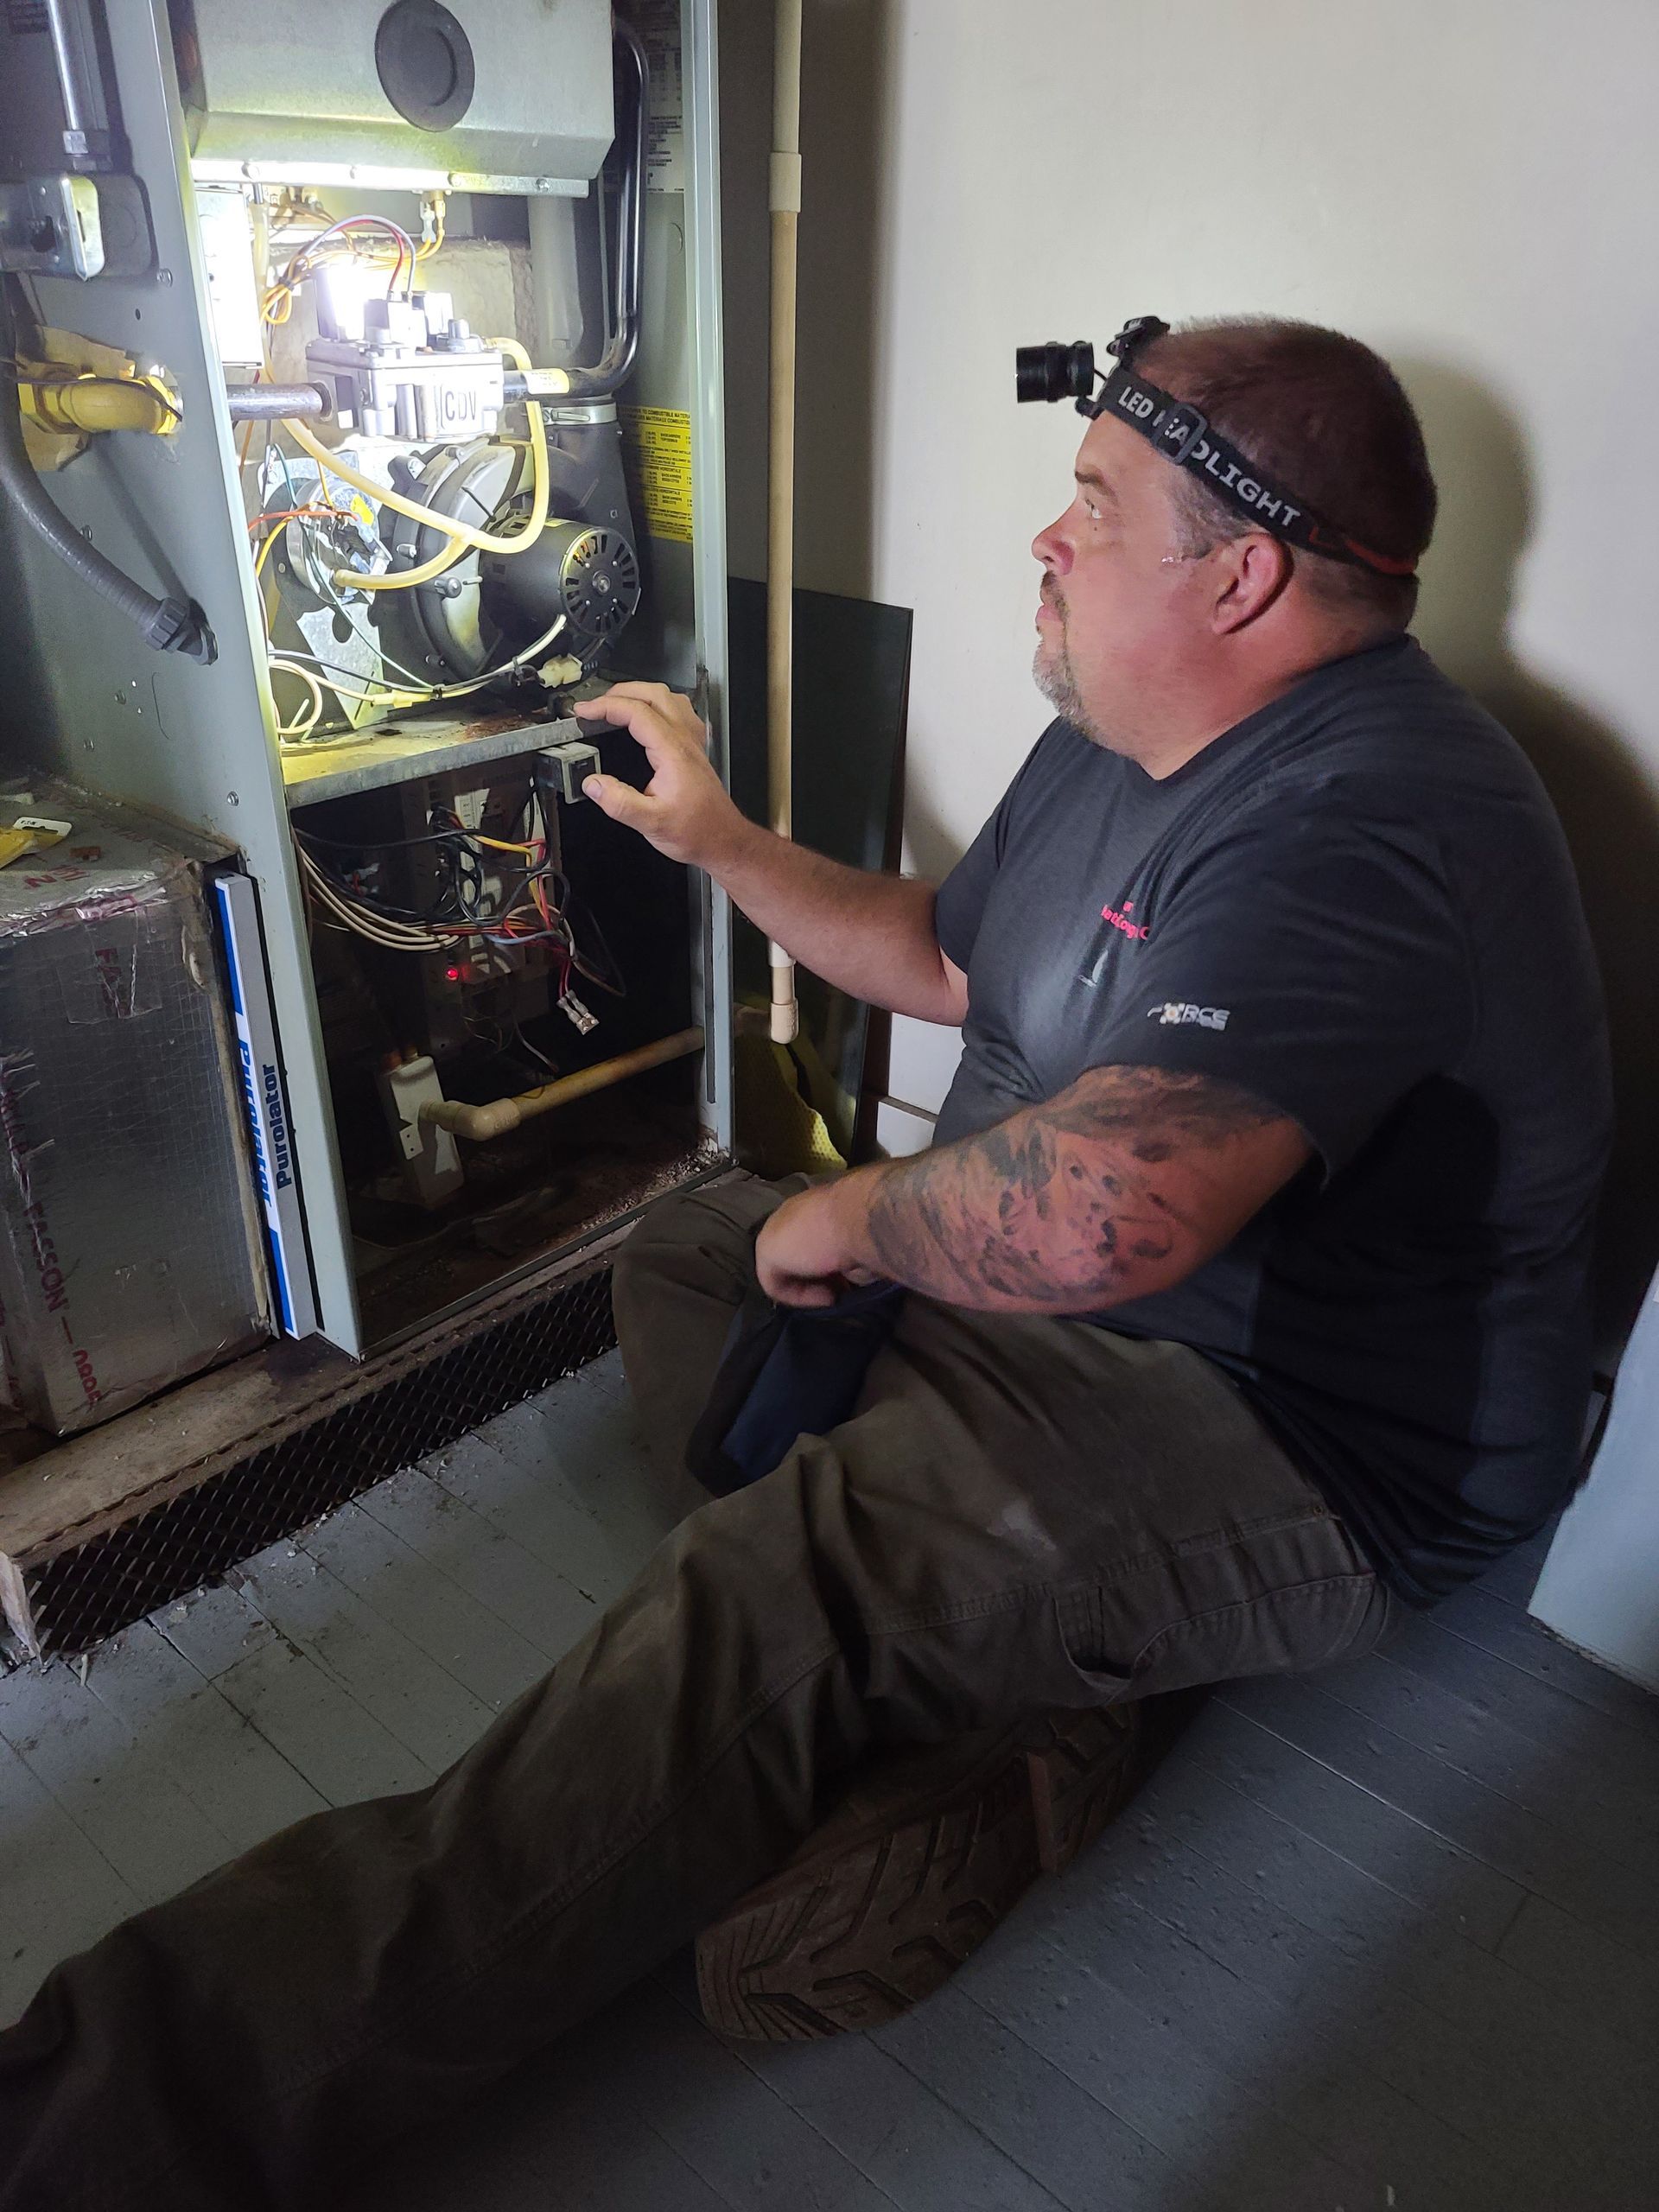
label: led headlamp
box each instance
[1014,317,1416,578]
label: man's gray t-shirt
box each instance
[932,638,1611,1604]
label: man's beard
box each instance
[1033,612,1099,741]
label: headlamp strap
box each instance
[1081,332,1417,579]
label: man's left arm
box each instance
[755,1065,1312,1311]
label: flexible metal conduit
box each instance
[0,283,211,658]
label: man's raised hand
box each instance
[571,684,749,872]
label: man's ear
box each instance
[1210,531,1294,633]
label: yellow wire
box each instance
[254,263,560,719]
[254,526,285,584]
[350,531,471,595]
[283,338,554,587]
[253,522,287,627]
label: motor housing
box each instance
[480,517,640,661]
[373,400,639,681]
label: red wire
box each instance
[332,217,410,298]
[247,504,351,534]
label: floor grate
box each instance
[16,1261,618,1657]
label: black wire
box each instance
[293,824,468,850]
[305,869,431,927]
[300,820,578,944]
[567,890,626,996]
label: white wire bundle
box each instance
[296,842,461,953]
[270,615,569,750]
[271,657,326,741]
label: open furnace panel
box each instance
[0,0,732,1357]
[288,734,703,1344]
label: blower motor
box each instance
[373,401,641,683]
[480,516,640,661]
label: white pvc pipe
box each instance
[420,1027,706,1142]
[767,0,804,1045]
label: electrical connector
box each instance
[558,988,597,1036]
[540,740,603,804]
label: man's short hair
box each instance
[1142,318,1437,628]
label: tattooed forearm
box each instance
[855,1066,1302,1313]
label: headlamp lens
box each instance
[1014,340,1096,405]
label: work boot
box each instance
[695,1703,1141,2042]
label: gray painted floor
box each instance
[3,1353,1656,2209]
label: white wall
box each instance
[722,0,1659,1325]
[1532,1291,1659,1693]
[863,0,1659,1174]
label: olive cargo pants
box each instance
[0,1173,1393,2211]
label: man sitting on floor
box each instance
[0,315,1610,2212]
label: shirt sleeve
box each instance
[933,727,1059,970]
[1085,804,1472,1176]
[933,810,1002,971]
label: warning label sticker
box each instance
[627,0,686,193]
[620,405,694,543]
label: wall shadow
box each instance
[720,0,898,1147]
[718,0,887,600]
[1402,361,1659,1357]
[0,521,58,778]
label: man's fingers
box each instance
[582,773,652,830]
[571,691,658,738]
[572,693,680,766]
[577,680,674,709]
[761,1271,839,1309]
[574,687,709,757]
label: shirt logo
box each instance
[1100,898,1148,941]
[1149,1001,1230,1031]
[1079,893,1150,989]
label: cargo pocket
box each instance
[1127,1570,1393,1697]
[1049,1586,1139,1703]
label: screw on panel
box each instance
[226,792,238,806]
[156,269,174,288]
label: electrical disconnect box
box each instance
[0,0,733,1372]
